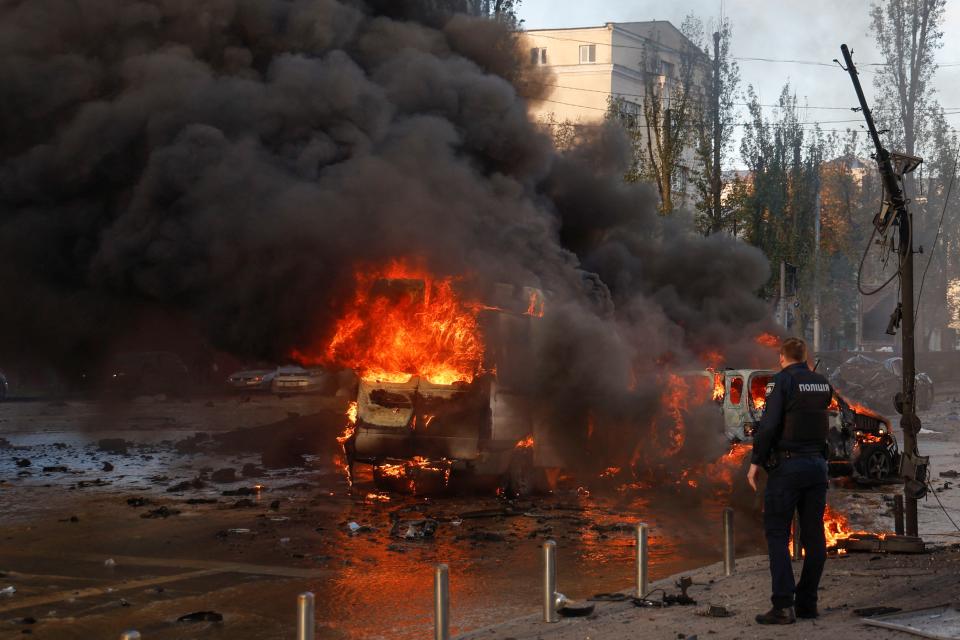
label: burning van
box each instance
[717,368,899,482]
[310,262,558,495]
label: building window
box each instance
[579,44,596,64]
[529,47,547,65]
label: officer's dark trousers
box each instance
[763,456,828,609]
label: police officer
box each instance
[746,337,832,625]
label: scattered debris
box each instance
[222,487,256,496]
[0,586,16,597]
[592,522,635,533]
[241,463,264,478]
[559,600,595,617]
[231,499,256,508]
[390,519,438,539]
[941,470,959,479]
[699,604,734,618]
[42,465,68,473]
[346,522,374,535]
[862,603,960,638]
[141,506,180,519]
[177,610,224,623]
[590,593,631,602]
[97,438,129,455]
[126,497,150,507]
[855,606,903,617]
[210,468,237,483]
[166,478,206,493]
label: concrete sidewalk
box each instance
[456,546,960,639]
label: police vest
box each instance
[780,367,831,446]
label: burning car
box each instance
[308,262,555,495]
[716,368,899,482]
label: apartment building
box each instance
[522,21,709,203]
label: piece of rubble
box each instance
[559,600,595,617]
[230,499,256,508]
[166,478,206,492]
[241,463,265,478]
[141,506,180,519]
[97,438,129,455]
[346,522,373,535]
[210,468,237,483]
[104,559,116,567]
[699,604,734,618]
[42,466,68,473]
[126,497,150,507]
[15,458,30,468]
[185,498,218,505]
[102,461,114,472]
[592,522,634,533]
[177,610,223,623]
[222,487,255,496]
[0,586,16,596]
[941,470,959,478]
[390,519,438,540]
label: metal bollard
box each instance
[723,508,735,576]
[434,564,450,640]
[635,522,649,598]
[791,511,802,561]
[894,494,905,536]
[120,633,141,640]
[543,540,559,623]
[296,592,315,640]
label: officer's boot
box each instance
[755,606,796,625]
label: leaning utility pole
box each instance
[712,31,723,233]
[841,44,926,538]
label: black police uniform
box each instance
[750,362,832,613]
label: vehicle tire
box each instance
[858,446,893,481]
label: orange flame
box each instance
[515,435,534,449]
[374,456,451,494]
[709,369,726,403]
[659,374,690,456]
[298,259,484,386]
[525,290,545,317]
[755,333,780,348]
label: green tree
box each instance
[692,17,740,235]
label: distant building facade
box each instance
[522,21,709,206]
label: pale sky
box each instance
[519,0,960,165]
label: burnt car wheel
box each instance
[859,446,893,481]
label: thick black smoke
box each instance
[0,0,776,472]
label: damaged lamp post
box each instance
[636,522,649,597]
[722,508,735,576]
[841,44,927,539]
[543,540,559,623]
[296,592,315,640]
[434,564,450,640]
[120,632,141,640]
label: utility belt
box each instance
[764,446,826,471]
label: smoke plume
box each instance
[0,0,777,472]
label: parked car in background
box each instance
[226,368,277,392]
[270,366,332,396]
[829,354,934,412]
[103,351,190,397]
[0,370,8,401]
[882,357,935,410]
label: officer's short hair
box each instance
[780,337,807,362]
